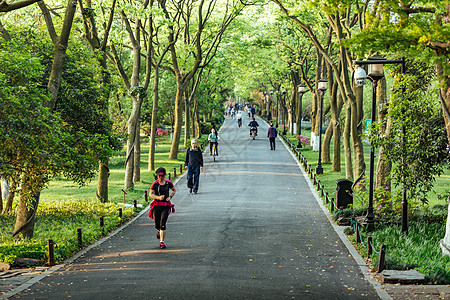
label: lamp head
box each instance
[368,54,385,80]
[298,83,306,93]
[318,78,328,91]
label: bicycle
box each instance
[212,143,218,161]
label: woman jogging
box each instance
[149,167,176,249]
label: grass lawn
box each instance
[0,133,209,265]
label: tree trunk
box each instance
[0,179,2,214]
[133,119,141,183]
[332,118,341,172]
[351,84,365,180]
[184,89,190,147]
[344,104,353,179]
[296,92,302,136]
[97,160,109,203]
[169,81,184,159]
[322,124,333,163]
[148,67,160,171]
[3,178,14,214]
[39,0,77,112]
[1,177,7,213]
[375,77,391,191]
[124,95,142,189]
[13,177,39,239]
[313,91,321,151]
[195,110,201,139]
[191,96,196,139]
[96,54,112,202]
[332,93,344,172]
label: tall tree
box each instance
[78,0,117,202]
[159,0,245,159]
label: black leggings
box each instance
[153,206,170,231]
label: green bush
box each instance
[207,114,224,127]
[199,122,213,134]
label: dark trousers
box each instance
[187,166,201,193]
[269,137,276,150]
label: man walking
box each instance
[267,123,277,150]
[185,139,204,194]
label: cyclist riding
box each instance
[248,117,259,136]
[208,128,220,155]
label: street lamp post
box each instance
[354,55,405,232]
[282,89,287,135]
[297,83,308,148]
[315,78,327,175]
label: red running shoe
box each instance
[160,242,166,249]
[156,231,160,239]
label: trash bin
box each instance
[335,179,353,209]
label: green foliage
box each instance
[0,28,120,204]
[368,67,449,205]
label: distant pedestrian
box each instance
[185,139,204,194]
[251,106,256,118]
[149,167,176,249]
[268,123,277,150]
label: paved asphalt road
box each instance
[12,117,380,299]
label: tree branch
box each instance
[38,1,58,44]
[0,0,40,12]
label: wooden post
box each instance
[174,168,177,178]
[377,245,387,273]
[100,217,104,234]
[180,164,183,174]
[134,199,137,209]
[168,173,171,181]
[356,223,361,243]
[48,239,55,266]
[121,189,127,204]
[144,190,148,202]
[368,237,373,256]
[77,228,83,249]
[321,185,324,197]
[331,198,335,212]
[119,208,123,221]
[325,192,329,204]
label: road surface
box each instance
[12,116,379,299]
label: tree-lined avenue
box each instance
[13,116,379,299]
